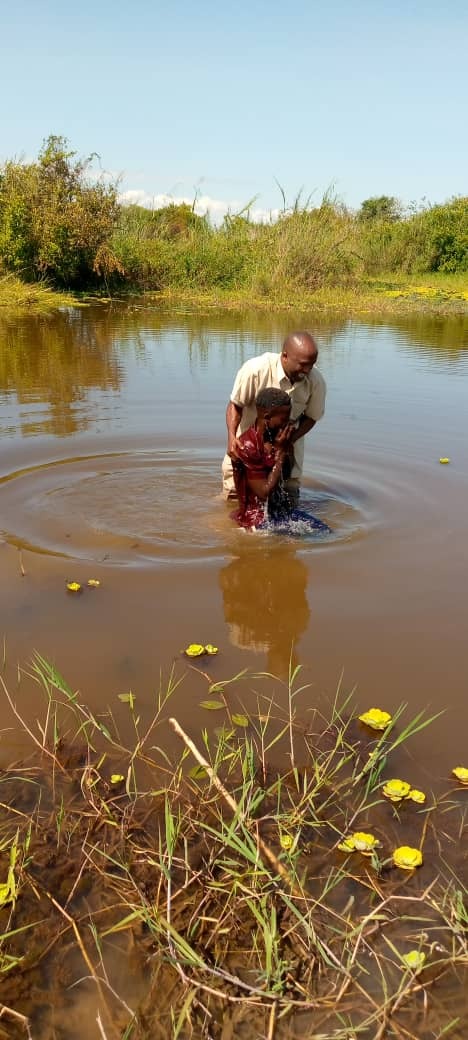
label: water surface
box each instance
[0,304,467,779]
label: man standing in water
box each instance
[222,331,326,507]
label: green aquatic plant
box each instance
[0,655,465,1038]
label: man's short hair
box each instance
[255,388,291,411]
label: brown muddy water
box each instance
[0,305,467,773]
[0,304,467,1038]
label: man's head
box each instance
[281,331,318,384]
[255,387,291,433]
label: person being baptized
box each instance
[231,387,330,535]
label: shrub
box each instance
[0,136,120,287]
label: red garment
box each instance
[231,425,276,529]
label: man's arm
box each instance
[226,401,243,458]
[290,415,316,444]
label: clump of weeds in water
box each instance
[0,654,466,1039]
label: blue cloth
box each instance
[260,508,331,538]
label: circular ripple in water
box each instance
[0,452,365,565]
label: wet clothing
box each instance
[232,425,276,529]
[222,352,326,497]
[232,425,330,536]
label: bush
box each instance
[0,136,121,287]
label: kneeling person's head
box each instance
[255,387,291,432]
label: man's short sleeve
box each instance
[303,369,326,421]
[230,358,259,408]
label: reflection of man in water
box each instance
[219,547,310,678]
[222,331,326,507]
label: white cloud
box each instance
[118,188,279,224]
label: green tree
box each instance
[0,135,122,287]
[358,195,402,223]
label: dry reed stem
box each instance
[0,675,67,773]
[0,1003,31,1038]
[169,716,346,975]
[44,888,119,1038]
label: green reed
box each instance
[0,654,466,1038]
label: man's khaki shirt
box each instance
[224,352,326,485]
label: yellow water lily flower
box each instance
[204,644,219,655]
[407,788,426,804]
[280,834,293,851]
[110,774,125,784]
[337,836,357,853]
[402,950,426,971]
[87,578,100,587]
[382,779,411,802]
[184,644,206,657]
[393,846,423,869]
[452,766,468,785]
[358,708,393,731]
[338,831,380,856]
[66,581,82,593]
[439,457,450,464]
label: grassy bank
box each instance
[1,272,467,320]
[0,655,466,1039]
[141,272,468,317]
[0,274,74,313]
[1,139,467,311]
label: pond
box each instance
[0,304,467,779]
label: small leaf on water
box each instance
[66,581,82,593]
[199,700,225,710]
[231,714,249,727]
[209,683,224,694]
[184,644,206,658]
[189,765,207,780]
[118,692,135,710]
[87,578,101,587]
[110,774,125,784]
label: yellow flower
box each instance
[393,846,423,869]
[66,581,82,593]
[204,644,219,655]
[358,708,393,731]
[407,788,426,804]
[184,644,206,657]
[87,578,101,587]
[402,950,426,971]
[338,831,380,856]
[382,779,411,802]
[452,766,468,785]
[110,774,124,784]
[337,836,357,853]
[280,834,293,851]
[439,457,450,464]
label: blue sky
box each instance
[1,0,467,219]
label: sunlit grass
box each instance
[0,272,74,311]
[142,279,468,317]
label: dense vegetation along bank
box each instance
[1,272,467,319]
[0,137,467,311]
[0,654,466,1038]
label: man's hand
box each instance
[290,415,316,444]
[274,422,295,449]
[226,401,243,459]
[228,435,241,460]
